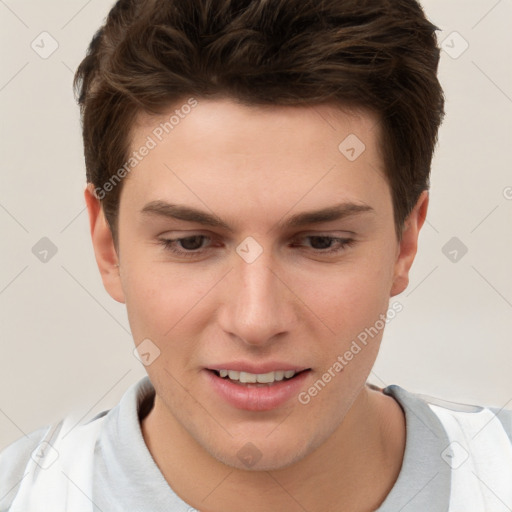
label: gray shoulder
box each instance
[0,426,50,511]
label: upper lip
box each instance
[207,362,311,374]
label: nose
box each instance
[217,247,297,347]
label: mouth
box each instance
[208,368,310,387]
[204,367,312,411]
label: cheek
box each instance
[121,255,214,368]
[297,257,395,414]
[295,250,395,343]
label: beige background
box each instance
[1,0,511,452]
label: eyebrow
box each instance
[140,200,375,233]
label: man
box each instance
[1,0,511,511]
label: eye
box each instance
[158,235,212,258]
[291,235,355,255]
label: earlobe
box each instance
[84,184,126,304]
[390,190,429,297]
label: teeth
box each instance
[255,372,274,384]
[239,371,257,383]
[217,369,298,383]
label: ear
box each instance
[390,190,429,297]
[84,183,126,303]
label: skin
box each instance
[85,98,428,512]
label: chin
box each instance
[202,431,322,472]
[217,447,308,472]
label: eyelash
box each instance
[157,234,355,259]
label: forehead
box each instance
[132,98,381,159]
[120,98,390,226]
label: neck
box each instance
[141,384,405,512]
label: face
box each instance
[87,97,425,471]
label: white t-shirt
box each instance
[1,376,511,511]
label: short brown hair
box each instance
[74,0,444,247]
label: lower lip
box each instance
[204,369,311,411]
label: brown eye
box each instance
[177,236,207,251]
[158,235,212,258]
[292,236,355,255]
